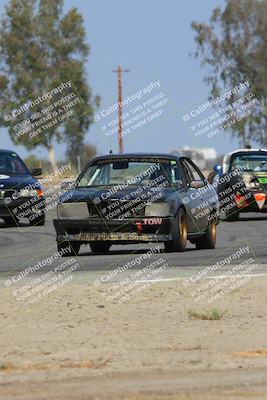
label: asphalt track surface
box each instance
[0,211,267,282]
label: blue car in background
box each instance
[0,149,45,226]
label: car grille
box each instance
[87,200,146,219]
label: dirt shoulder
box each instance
[1,277,267,399]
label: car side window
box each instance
[182,160,194,183]
[169,161,183,186]
[181,159,206,187]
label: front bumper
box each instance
[0,196,45,219]
[54,217,173,243]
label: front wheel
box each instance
[164,208,187,253]
[57,241,80,256]
[90,242,111,254]
[3,216,19,227]
[195,220,217,249]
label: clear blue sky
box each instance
[0,0,242,161]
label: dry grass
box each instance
[188,309,226,320]
[0,357,111,373]
[233,349,267,358]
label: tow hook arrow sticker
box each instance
[136,222,143,234]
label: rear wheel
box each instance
[195,220,217,249]
[164,208,187,253]
[90,242,111,254]
[57,241,80,256]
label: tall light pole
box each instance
[113,65,129,153]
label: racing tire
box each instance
[57,241,80,256]
[164,208,187,253]
[29,213,46,226]
[3,216,19,227]
[195,220,217,249]
[90,242,111,254]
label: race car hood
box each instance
[59,185,180,204]
[0,174,40,190]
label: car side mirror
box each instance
[32,168,42,176]
[60,179,76,191]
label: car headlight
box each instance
[145,202,170,217]
[19,189,43,197]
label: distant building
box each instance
[170,146,218,170]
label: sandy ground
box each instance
[1,276,267,400]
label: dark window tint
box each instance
[0,152,29,175]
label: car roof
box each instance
[0,149,18,154]
[92,152,184,162]
[225,148,267,157]
[222,148,267,173]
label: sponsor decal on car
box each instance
[135,218,163,233]
[258,177,267,184]
[143,218,163,225]
[72,233,157,241]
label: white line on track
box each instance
[128,273,267,284]
[207,273,267,279]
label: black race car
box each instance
[0,149,45,226]
[212,148,267,221]
[54,153,219,255]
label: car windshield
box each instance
[77,159,182,188]
[230,153,267,172]
[0,152,29,175]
